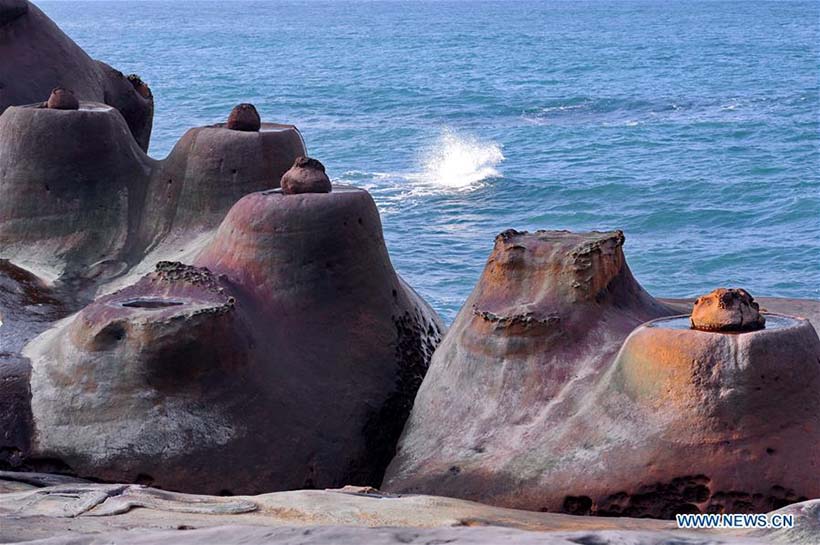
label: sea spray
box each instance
[410,128,504,191]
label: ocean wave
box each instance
[407,128,504,192]
[335,128,504,197]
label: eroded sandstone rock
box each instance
[383,230,820,518]
[690,288,765,332]
[0,103,149,286]
[280,156,332,194]
[24,186,443,494]
[157,118,306,233]
[384,230,676,510]
[45,88,79,110]
[0,102,305,288]
[0,1,153,149]
[0,473,813,545]
[226,103,261,132]
[0,94,307,478]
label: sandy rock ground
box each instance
[0,473,816,544]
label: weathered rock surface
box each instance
[603,311,820,514]
[157,119,306,234]
[0,475,814,544]
[384,230,820,518]
[0,1,153,149]
[280,156,333,194]
[226,103,261,132]
[0,102,305,291]
[0,103,152,287]
[21,186,443,494]
[45,88,79,111]
[690,287,765,332]
[0,7,436,492]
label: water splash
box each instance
[409,128,504,191]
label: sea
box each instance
[39,0,819,323]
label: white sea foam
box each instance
[408,128,504,192]
[334,129,504,202]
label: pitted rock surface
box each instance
[280,156,332,194]
[690,288,765,332]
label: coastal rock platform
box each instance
[0,473,816,544]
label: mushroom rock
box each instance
[0,98,306,292]
[45,87,79,110]
[0,102,153,286]
[384,230,820,518]
[0,0,153,150]
[25,186,444,494]
[690,287,765,332]
[595,309,820,516]
[154,115,306,235]
[226,103,261,132]
[27,262,258,491]
[281,156,332,194]
[383,230,677,509]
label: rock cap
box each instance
[226,103,261,132]
[280,156,332,195]
[690,288,765,332]
[46,88,79,110]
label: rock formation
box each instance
[384,230,820,518]
[0,473,814,545]
[280,156,333,194]
[0,4,443,494]
[0,1,154,150]
[45,88,79,110]
[690,287,765,332]
[0,100,304,292]
[15,184,441,494]
[0,102,153,288]
[226,103,261,132]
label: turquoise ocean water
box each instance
[39,0,819,323]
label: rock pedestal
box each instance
[0,103,150,284]
[383,231,820,518]
[156,119,306,234]
[383,230,676,510]
[25,186,443,494]
[0,1,153,149]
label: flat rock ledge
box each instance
[0,474,815,544]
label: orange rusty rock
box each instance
[384,231,820,519]
[690,288,765,332]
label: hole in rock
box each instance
[135,473,154,486]
[121,299,184,309]
[563,495,593,516]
